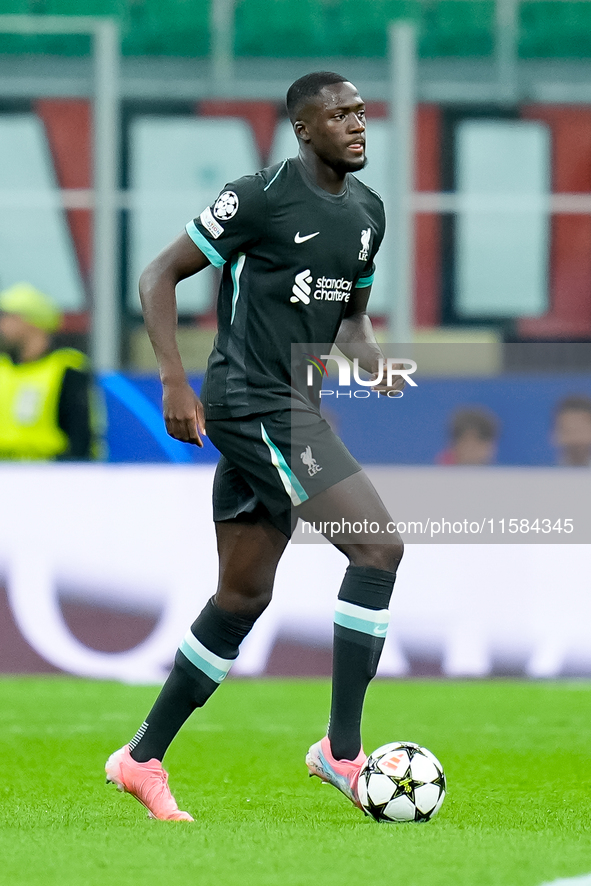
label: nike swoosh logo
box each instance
[294,231,319,243]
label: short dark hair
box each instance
[286,71,349,123]
[450,407,499,443]
[555,394,591,420]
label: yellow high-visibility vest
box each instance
[0,348,88,460]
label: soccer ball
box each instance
[358,741,446,823]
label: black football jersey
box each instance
[186,157,386,419]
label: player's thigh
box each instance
[298,469,391,526]
[298,471,404,571]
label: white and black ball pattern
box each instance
[358,742,446,823]
[213,190,239,220]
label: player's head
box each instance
[449,407,499,465]
[286,72,366,175]
[552,395,591,466]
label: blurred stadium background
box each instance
[1,0,590,682]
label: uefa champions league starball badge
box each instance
[213,191,239,220]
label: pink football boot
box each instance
[306,736,366,810]
[105,745,193,821]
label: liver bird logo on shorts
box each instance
[301,445,322,477]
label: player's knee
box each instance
[239,593,272,621]
[215,579,273,620]
[245,584,273,617]
[349,537,404,574]
[370,539,404,573]
[389,535,404,569]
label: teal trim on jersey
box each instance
[264,159,287,191]
[185,221,226,268]
[260,422,308,507]
[334,600,390,637]
[178,631,233,683]
[230,253,246,324]
[356,272,375,288]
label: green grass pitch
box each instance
[2,677,591,886]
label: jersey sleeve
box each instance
[357,260,376,289]
[356,196,386,289]
[185,174,266,267]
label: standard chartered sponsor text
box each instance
[300,517,574,537]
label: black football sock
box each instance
[129,597,257,762]
[328,565,396,761]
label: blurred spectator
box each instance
[0,282,98,461]
[437,407,499,465]
[552,395,591,466]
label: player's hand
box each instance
[162,380,206,446]
[372,362,406,397]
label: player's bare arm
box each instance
[336,286,405,395]
[139,231,209,445]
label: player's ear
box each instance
[294,120,311,143]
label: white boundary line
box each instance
[540,876,591,885]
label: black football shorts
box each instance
[206,407,361,538]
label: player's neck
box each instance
[297,151,347,196]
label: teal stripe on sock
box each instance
[178,639,230,683]
[334,611,389,637]
[334,601,389,637]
